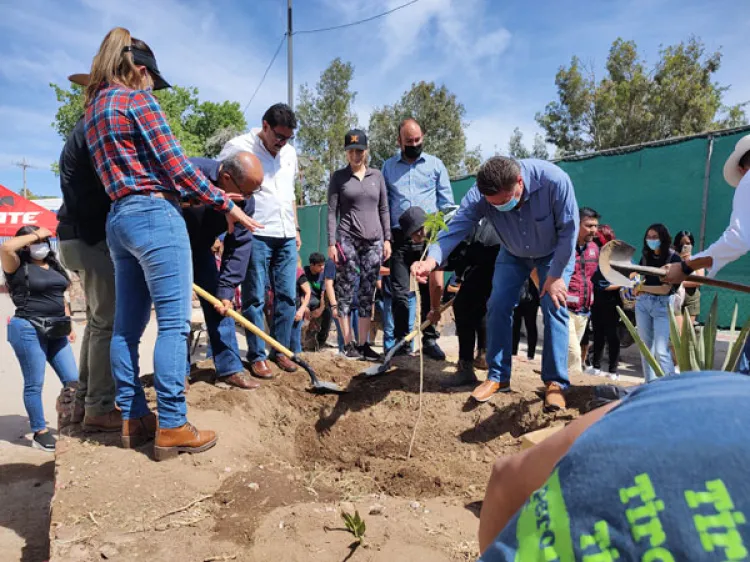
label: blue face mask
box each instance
[646,239,661,251]
[492,196,519,212]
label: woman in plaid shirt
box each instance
[83,27,261,461]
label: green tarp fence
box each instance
[298,125,750,326]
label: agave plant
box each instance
[616,296,750,378]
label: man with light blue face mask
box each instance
[412,156,579,410]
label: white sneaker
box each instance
[674,366,681,374]
[607,373,620,381]
[585,366,602,376]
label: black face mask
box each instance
[403,144,423,160]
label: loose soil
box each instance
[49,352,621,562]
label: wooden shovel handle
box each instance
[614,264,750,295]
[193,284,294,359]
[403,298,456,344]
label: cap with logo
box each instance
[345,129,368,151]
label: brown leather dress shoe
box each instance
[121,412,158,449]
[273,355,298,373]
[82,409,123,433]
[219,372,261,390]
[471,380,511,402]
[544,382,567,411]
[250,360,274,379]
[154,422,218,461]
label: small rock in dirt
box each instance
[279,520,285,529]
[410,501,421,510]
[99,543,118,559]
[224,467,232,472]
[369,504,385,515]
[247,482,260,491]
[470,451,478,462]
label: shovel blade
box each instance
[292,354,347,394]
[310,380,347,394]
[599,240,638,288]
[362,363,391,377]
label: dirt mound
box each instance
[49,351,621,562]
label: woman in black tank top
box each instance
[1,225,78,452]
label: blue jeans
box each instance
[382,291,416,351]
[107,194,192,429]
[291,319,303,354]
[486,249,574,387]
[334,310,360,352]
[635,294,675,382]
[192,247,244,377]
[241,236,297,362]
[7,316,78,432]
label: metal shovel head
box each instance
[361,339,406,376]
[292,355,347,394]
[599,240,638,288]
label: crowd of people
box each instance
[5,24,750,561]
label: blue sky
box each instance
[0,0,747,197]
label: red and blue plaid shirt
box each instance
[85,84,233,212]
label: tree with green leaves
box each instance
[506,127,549,161]
[295,58,358,204]
[531,134,550,160]
[537,36,748,156]
[49,82,247,159]
[508,127,530,159]
[368,81,480,177]
[461,146,483,175]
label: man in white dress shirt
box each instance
[218,103,302,378]
[664,134,750,372]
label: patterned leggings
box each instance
[335,233,383,318]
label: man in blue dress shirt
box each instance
[412,156,579,410]
[382,118,455,360]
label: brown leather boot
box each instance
[83,409,123,433]
[121,412,157,449]
[71,401,85,425]
[154,422,217,461]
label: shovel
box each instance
[362,298,455,377]
[599,240,750,294]
[192,284,346,394]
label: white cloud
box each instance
[0,106,54,133]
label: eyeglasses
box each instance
[229,175,260,197]
[271,128,294,143]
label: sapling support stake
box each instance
[407,211,449,459]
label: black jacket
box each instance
[57,117,111,245]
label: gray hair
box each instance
[221,151,252,184]
[476,156,521,195]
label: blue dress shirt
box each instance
[382,150,455,229]
[427,159,579,278]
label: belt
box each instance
[127,191,180,203]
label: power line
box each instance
[242,33,287,115]
[294,0,419,35]
[242,0,420,114]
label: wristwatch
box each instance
[680,260,694,276]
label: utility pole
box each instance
[13,158,38,198]
[287,0,293,110]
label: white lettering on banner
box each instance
[0,211,41,225]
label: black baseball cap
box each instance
[399,206,427,238]
[345,129,368,150]
[123,45,171,90]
